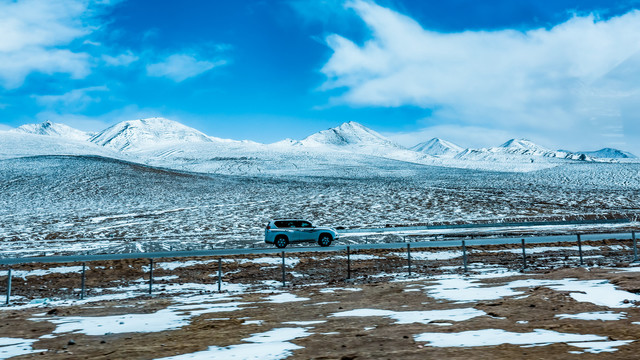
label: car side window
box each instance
[299,221,312,228]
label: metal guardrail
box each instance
[1,231,638,305]
[338,218,632,234]
[0,231,636,265]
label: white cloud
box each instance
[322,0,640,153]
[102,51,139,66]
[0,123,12,131]
[146,54,227,82]
[0,0,103,88]
[34,86,109,111]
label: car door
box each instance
[296,220,316,241]
[274,220,299,242]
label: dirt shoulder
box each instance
[1,244,640,359]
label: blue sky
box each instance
[1,0,640,153]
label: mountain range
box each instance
[1,117,636,175]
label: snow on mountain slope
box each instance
[4,118,637,175]
[579,148,637,159]
[0,131,121,160]
[411,138,463,157]
[124,139,434,177]
[293,121,439,166]
[10,120,92,141]
[90,117,213,152]
[455,139,593,164]
[301,121,400,148]
[499,139,549,152]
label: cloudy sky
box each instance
[1,0,640,153]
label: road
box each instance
[0,230,636,265]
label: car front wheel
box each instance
[318,233,333,247]
[275,236,289,249]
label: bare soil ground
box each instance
[1,241,640,359]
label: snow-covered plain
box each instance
[0,154,639,256]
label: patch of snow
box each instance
[282,321,326,326]
[157,260,217,271]
[156,327,311,360]
[330,254,382,261]
[0,338,39,359]
[265,293,310,303]
[331,307,485,324]
[567,340,634,354]
[319,287,362,294]
[414,328,631,354]
[487,245,601,254]
[409,251,461,261]
[556,311,626,321]
[424,276,522,303]
[10,266,83,279]
[41,300,247,336]
[424,276,640,307]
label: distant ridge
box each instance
[10,120,91,142]
[90,117,212,152]
[578,148,636,159]
[456,138,593,162]
[411,138,463,157]
[301,121,400,148]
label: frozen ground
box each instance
[0,155,639,257]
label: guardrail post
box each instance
[521,239,527,270]
[281,251,286,287]
[633,231,638,263]
[5,269,11,305]
[347,246,351,280]
[577,234,584,266]
[462,240,468,273]
[407,243,412,276]
[149,259,154,295]
[80,262,86,300]
[217,258,222,292]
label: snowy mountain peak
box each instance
[579,148,637,159]
[10,120,91,141]
[499,139,549,152]
[90,117,212,152]
[301,121,399,148]
[411,138,463,157]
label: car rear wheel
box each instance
[275,235,289,249]
[318,233,333,247]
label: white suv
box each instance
[264,219,339,248]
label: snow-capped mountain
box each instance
[411,138,463,157]
[579,148,637,159]
[90,117,212,152]
[2,117,638,174]
[293,121,440,167]
[10,120,92,142]
[300,121,400,148]
[455,138,592,163]
[499,139,549,152]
